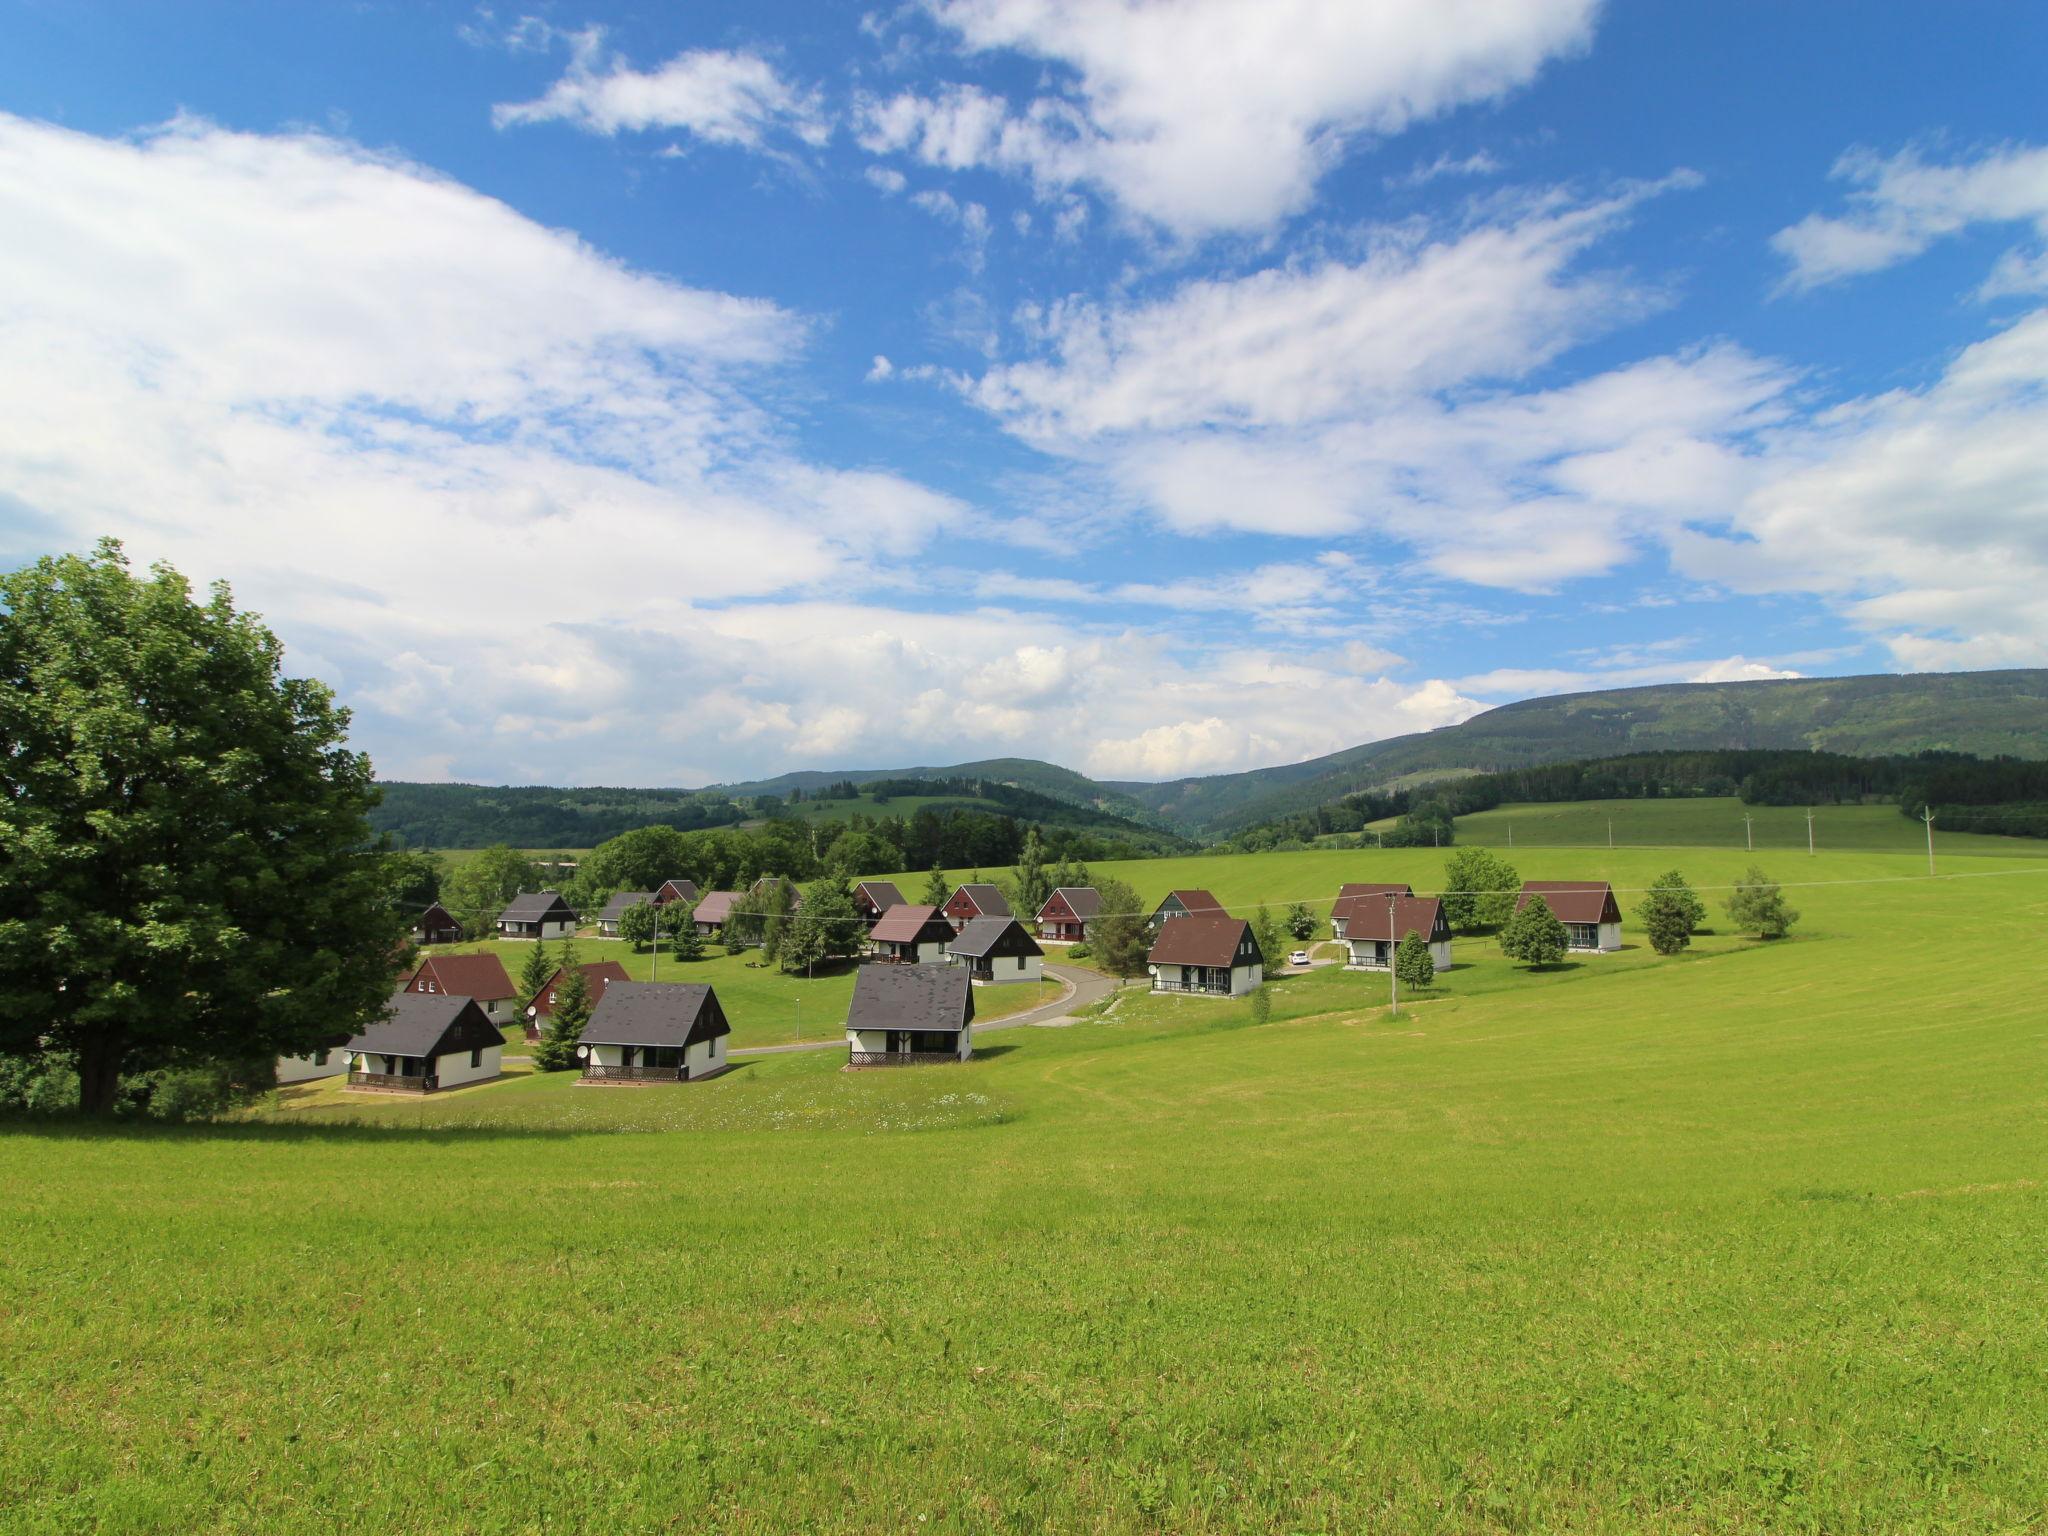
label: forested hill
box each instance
[1115,669,2048,836]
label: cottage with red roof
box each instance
[1147,915,1264,997]
[1328,884,1414,941]
[522,960,632,1042]
[1333,894,1451,973]
[942,882,1010,933]
[869,904,957,965]
[1149,888,1225,927]
[1035,886,1100,942]
[405,952,517,1024]
[1516,881,1623,952]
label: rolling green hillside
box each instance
[1119,668,2048,835]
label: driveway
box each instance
[730,962,1119,1058]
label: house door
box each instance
[888,1031,909,1055]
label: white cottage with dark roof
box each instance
[947,915,1044,984]
[576,982,732,1082]
[845,964,975,1065]
[345,992,504,1093]
[1516,881,1624,952]
[497,890,578,940]
[595,890,653,938]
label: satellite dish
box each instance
[575,1044,588,1059]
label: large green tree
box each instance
[1499,897,1569,969]
[1010,828,1053,924]
[1639,870,1705,956]
[580,825,694,899]
[616,898,657,950]
[1440,847,1521,931]
[441,845,541,938]
[778,881,862,976]
[1725,866,1800,940]
[0,542,404,1112]
[1089,876,1151,979]
[532,945,590,1072]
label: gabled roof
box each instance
[749,877,802,907]
[349,991,501,1059]
[1155,888,1225,917]
[654,879,699,904]
[847,964,974,1034]
[1148,914,1257,969]
[693,891,741,923]
[500,890,576,923]
[854,880,906,910]
[412,952,515,1002]
[1334,895,1446,944]
[948,915,1044,960]
[871,903,953,945]
[1516,881,1622,925]
[946,883,1011,916]
[1337,882,1413,900]
[1038,886,1101,919]
[597,891,654,922]
[416,901,458,926]
[527,961,632,1016]
[578,982,730,1048]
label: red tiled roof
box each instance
[1161,888,1225,915]
[1515,881,1621,924]
[411,952,515,1002]
[871,903,949,944]
[1148,915,1255,968]
[1333,895,1444,944]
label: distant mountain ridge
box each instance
[376,669,2048,845]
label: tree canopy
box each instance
[0,541,403,1112]
[1499,897,1568,969]
[1440,847,1521,931]
[1725,867,1800,940]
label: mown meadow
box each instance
[3,838,2046,1531]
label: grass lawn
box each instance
[5,843,2048,1530]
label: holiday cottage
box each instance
[653,879,700,908]
[1148,915,1264,997]
[497,891,578,940]
[405,953,517,1024]
[853,880,907,925]
[411,901,462,946]
[1333,894,1452,973]
[845,963,975,1066]
[948,916,1045,983]
[346,992,504,1093]
[522,960,632,1042]
[595,891,654,938]
[1035,886,1100,942]
[1328,884,1415,940]
[576,982,732,1083]
[276,1036,351,1085]
[942,883,1010,932]
[1150,888,1226,927]
[1515,881,1624,952]
[868,903,957,965]
[692,890,741,937]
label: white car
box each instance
[1288,949,1311,966]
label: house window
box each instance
[470,1047,482,1068]
[1016,955,1027,971]
[314,1048,329,1067]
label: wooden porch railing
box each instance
[847,1050,960,1067]
[349,1071,436,1092]
[581,1063,683,1083]
[1150,980,1232,996]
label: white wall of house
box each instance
[587,1043,625,1068]
[1152,961,1258,994]
[1343,938,1453,972]
[846,1026,970,1059]
[684,1037,724,1078]
[968,953,1042,984]
[276,1049,346,1084]
[431,1043,502,1087]
[540,919,575,940]
[1596,921,1622,952]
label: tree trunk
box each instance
[76,1040,126,1116]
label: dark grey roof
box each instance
[347,991,501,1059]
[578,982,730,1048]
[597,891,654,922]
[846,964,974,1034]
[500,890,576,923]
[855,880,907,909]
[1041,886,1100,919]
[947,915,1044,960]
[949,883,1011,915]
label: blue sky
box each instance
[3,1,2046,786]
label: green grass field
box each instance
[5,837,2048,1530]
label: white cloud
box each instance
[909,188,994,270]
[866,354,896,381]
[1450,655,1804,698]
[493,35,830,150]
[864,165,908,194]
[858,0,1598,236]
[1773,141,2048,292]
[1387,149,1505,190]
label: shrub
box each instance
[1394,931,1436,989]
[1500,897,1568,968]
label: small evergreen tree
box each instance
[617,899,657,950]
[1638,874,1700,956]
[1725,865,1800,939]
[1090,875,1151,978]
[1012,829,1053,924]
[532,954,591,1072]
[661,903,704,961]
[1440,847,1521,931]
[919,864,950,909]
[1285,902,1316,942]
[1499,896,1568,968]
[518,937,553,1007]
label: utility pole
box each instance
[1607,818,1613,850]
[1743,814,1754,852]
[1508,822,1513,849]
[651,902,659,982]
[1923,806,1937,875]
[1806,809,1815,856]
[1386,891,1399,1019]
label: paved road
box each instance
[730,962,1120,1058]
